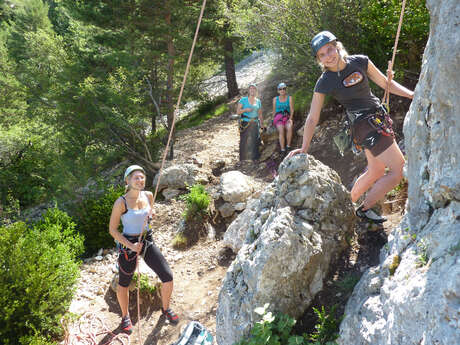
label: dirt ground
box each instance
[64,98,410,345]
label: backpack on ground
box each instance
[171,321,213,345]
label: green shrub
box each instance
[0,209,83,344]
[234,303,308,345]
[235,304,342,345]
[34,206,84,257]
[75,185,124,255]
[309,305,342,344]
[334,274,360,295]
[180,184,210,222]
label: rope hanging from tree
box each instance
[382,0,407,110]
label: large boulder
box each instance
[216,155,355,345]
[217,171,257,218]
[338,1,460,344]
[152,164,208,193]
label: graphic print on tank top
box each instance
[342,71,363,88]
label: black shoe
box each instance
[356,206,387,223]
[119,316,133,334]
[162,308,179,324]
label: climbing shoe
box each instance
[356,206,387,223]
[162,308,179,324]
[119,315,133,334]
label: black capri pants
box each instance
[118,231,173,287]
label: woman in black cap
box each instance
[289,31,414,222]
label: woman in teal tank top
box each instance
[237,84,264,161]
[272,82,294,154]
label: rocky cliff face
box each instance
[216,155,355,345]
[338,0,460,344]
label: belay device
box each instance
[170,321,213,345]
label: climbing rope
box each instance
[62,312,130,345]
[63,1,207,344]
[382,0,407,110]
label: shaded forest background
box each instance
[0,0,428,343]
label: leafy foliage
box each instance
[75,185,124,255]
[0,208,83,344]
[235,303,341,345]
[180,184,210,222]
[309,305,342,344]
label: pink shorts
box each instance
[273,112,290,127]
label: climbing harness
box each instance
[239,117,259,132]
[382,0,407,111]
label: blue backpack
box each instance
[171,321,213,345]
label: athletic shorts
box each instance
[273,112,290,127]
[118,231,173,287]
[352,114,394,157]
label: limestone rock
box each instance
[216,154,355,345]
[153,164,206,191]
[220,171,255,204]
[162,188,181,200]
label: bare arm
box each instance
[288,92,325,156]
[109,198,141,252]
[258,104,264,128]
[272,97,276,118]
[289,96,294,120]
[237,101,252,115]
[367,60,414,99]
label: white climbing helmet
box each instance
[124,165,145,181]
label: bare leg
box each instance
[276,124,286,150]
[117,285,130,318]
[350,151,385,203]
[161,280,174,311]
[362,142,404,209]
[351,141,404,209]
[285,121,293,147]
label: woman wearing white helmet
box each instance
[272,82,294,155]
[289,31,414,223]
[109,165,178,333]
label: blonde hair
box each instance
[317,41,349,71]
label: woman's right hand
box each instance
[287,148,306,158]
[131,241,143,254]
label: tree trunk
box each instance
[165,1,175,160]
[223,37,239,99]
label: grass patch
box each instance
[172,233,188,250]
[176,96,229,131]
[389,255,401,276]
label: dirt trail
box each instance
[66,106,406,345]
